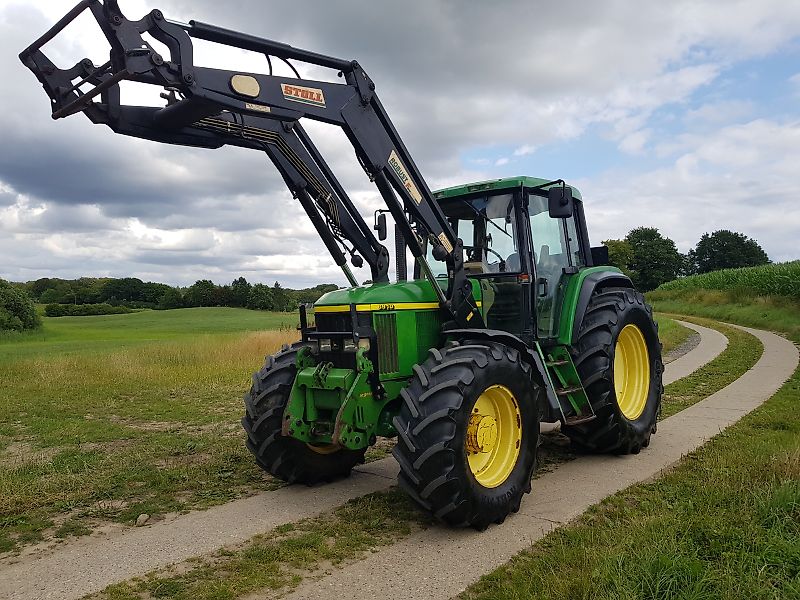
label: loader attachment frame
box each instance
[19,0,483,327]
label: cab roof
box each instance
[434,176,582,201]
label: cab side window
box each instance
[529,195,570,338]
[564,217,584,267]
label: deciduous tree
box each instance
[624,227,683,291]
[602,239,634,277]
[0,279,40,331]
[693,230,769,273]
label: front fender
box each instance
[445,328,562,423]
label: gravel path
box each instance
[663,331,700,363]
[0,320,738,600]
[283,324,797,600]
[664,320,727,383]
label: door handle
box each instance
[537,277,548,297]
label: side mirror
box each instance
[591,245,610,265]
[374,212,387,241]
[548,186,573,218]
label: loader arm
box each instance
[19,0,482,327]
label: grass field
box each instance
[0,308,297,553]
[0,308,692,555]
[462,286,800,599]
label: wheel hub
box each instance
[466,414,498,453]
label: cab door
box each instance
[527,193,583,338]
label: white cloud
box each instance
[618,130,652,155]
[1,0,800,286]
[580,118,800,262]
[684,99,754,124]
[513,145,537,157]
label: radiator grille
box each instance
[415,310,442,356]
[373,312,399,374]
[315,312,349,333]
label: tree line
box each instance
[1,227,771,331]
[603,228,770,291]
[22,277,338,312]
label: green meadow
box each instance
[0,308,297,553]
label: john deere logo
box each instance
[281,83,326,108]
[388,150,423,204]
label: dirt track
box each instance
[3,320,792,600]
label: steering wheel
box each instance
[463,245,507,271]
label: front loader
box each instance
[21,1,664,529]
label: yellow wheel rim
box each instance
[614,324,651,420]
[466,384,522,488]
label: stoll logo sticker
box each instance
[244,102,271,113]
[388,150,423,204]
[281,83,326,108]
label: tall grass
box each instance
[657,260,800,299]
[0,311,298,553]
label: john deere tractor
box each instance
[21,1,663,529]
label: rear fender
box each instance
[567,271,633,345]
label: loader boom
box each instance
[19,0,483,327]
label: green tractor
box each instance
[243,177,663,529]
[22,1,663,529]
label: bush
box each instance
[0,280,40,331]
[44,303,135,317]
[656,261,800,300]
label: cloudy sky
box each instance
[1,0,799,288]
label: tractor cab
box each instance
[422,177,590,343]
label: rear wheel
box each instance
[392,341,540,530]
[564,288,663,454]
[242,343,366,484]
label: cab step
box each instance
[539,345,595,425]
[556,385,584,395]
[546,359,569,367]
[564,414,597,426]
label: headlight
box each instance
[320,339,332,352]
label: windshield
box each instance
[424,193,519,277]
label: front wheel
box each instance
[565,288,663,454]
[392,341,540,530]
[242,343,366,484]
